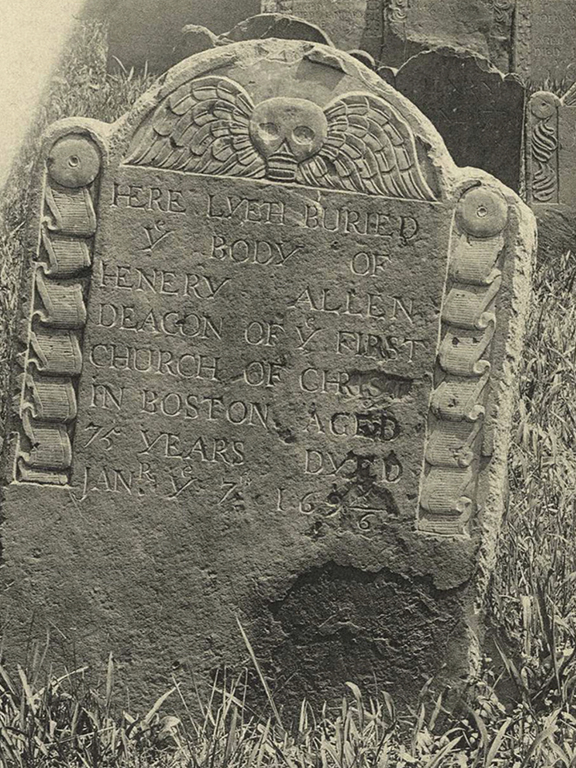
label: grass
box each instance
[1,17,576,768]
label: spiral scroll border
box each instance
[14,133,101,485]
[418,187,507,536]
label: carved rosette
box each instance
[15,133,101,485]
[418,187,508,536]
[528,91,560,204]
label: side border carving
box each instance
[513,0,531,81]
[15,133,102,485]
[489,0,516,70]
[492,0,516,40]
[528,91,560,204]
[386,0,409,24]
[418,186,508,536]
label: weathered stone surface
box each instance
[402,0,516,71]
[107,0,261,72]
[261,0,383,59]
[224,13,333,45]
[515,0,576,85]
[172,26,220,64]
[382,47,525,192]
[1,40,535,710]
[262,0,515,71]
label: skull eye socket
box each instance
[259,122,280,139]
[293,125,315,143]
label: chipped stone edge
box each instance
[466,170,536,678]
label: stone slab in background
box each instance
[261,0,384,59]
[382,47,525,192]
[107,0,261,72]
[224,13,333,45]
[389,0,515,71]
[526,86,576,271]
[515,0,576,86]
[261,0,515,71]
[1,40,535,710]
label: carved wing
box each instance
[297,92,436,201]
[125,76,265,178]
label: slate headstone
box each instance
[107,0,261,73]
[224,14,333,46]
[260,0,383,59]
[515,0,576,85]
[382,47,525,192]
[262,0,516,71]
[1,40,535,710]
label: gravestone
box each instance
[224,13,333,45]
[515,0,576,85]
[261,0,516,71]
[106,0,261,73]
[526,86,576,264]
[260,0,384,59]
[381,48,525,192]
[1,39,535,709]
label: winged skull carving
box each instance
[126,76,436,201]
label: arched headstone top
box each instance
[103,40,463,202]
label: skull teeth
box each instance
[267,152,298,182]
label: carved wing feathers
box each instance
[298,93,435,201]
[125,76,266,178]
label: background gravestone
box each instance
[224,14,333,45]
[515,0,576,86]
[261,0,516,71]
[106,0,261,72]
[526,86,576,266]
[380,47,525,192]
[260,0,384,60]
[0,39,535,710]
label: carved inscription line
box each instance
[418,186,508,536]
[16,134,102,484]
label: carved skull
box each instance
[249,97,328,181]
